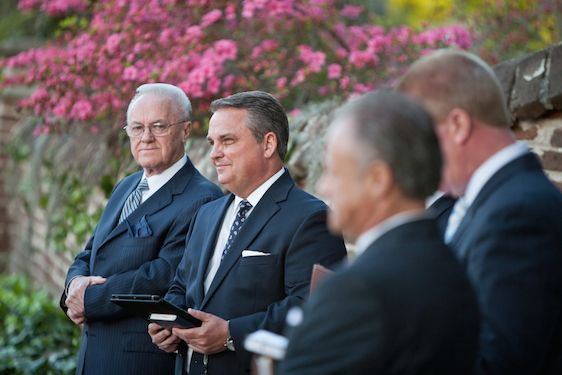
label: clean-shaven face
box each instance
[128,93,189,176]
[207,108,269,197]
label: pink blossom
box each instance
[33,124,50,136]
[201,9,222,27]
[298,45,325,73]
[291,69,306,86]
[327,64,341,79]
[289,108,301,117]
[276,77,287,89]
[340,5,363,19]
[122,66,139,81]
[225,4,236,20]
[105,34,122,54]
[214,39,238,60]
[71,99,93,120]
[3,0,473,134]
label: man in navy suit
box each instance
[149,91,347,374]
[398,49,562,374]
[279,90,479,374]
[61,83,222,375]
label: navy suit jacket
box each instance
[448,153,562,374]
[166,170,347,375]
[61,158,222,375]
[279,218,480,375]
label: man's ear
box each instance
[263,132,278,159]
[446,108,472,145]
[366,160,394,199]
[181,121,192,142]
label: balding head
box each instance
[127,83,192,122]
[397,49,510,128]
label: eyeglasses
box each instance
[123,120,188,138]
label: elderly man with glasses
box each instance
[60,83,222,375]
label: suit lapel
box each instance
[201,171,293,309]
[449,153,538,258]
[97,159,196,250]
[96,175,140,245]
[192,196,234,307]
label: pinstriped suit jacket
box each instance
[61,158,222,375]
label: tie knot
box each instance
[238,200,252,216]
[137,178,149,192]
[239,199,252,211]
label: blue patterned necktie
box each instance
[222,200,252,259]
[444,196,469,244]
[118,178,149,224]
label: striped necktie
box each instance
[118,178,149,224]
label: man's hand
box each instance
[65,276,106,325]
[148,323,181,353]
[172,309,229,355]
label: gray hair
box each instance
[210,91,289,161]
[127,83,192,121]
[337,90,441,199]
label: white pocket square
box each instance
[242,250,271,257]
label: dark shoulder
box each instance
[188,169,223,198]
[285,184,328,214]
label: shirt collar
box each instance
[355,209,428,257]
[464,141,528,206]
[142,155,187,192]
[233,168,285,208]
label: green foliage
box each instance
[0,275,79,375]
[384,0,561,63]
[0,0,58,43]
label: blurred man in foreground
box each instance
[279,90,479,374]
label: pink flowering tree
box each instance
[1,0,472,135]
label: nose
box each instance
[209,143,223,160]
[140,127,156,142]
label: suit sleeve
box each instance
[228,209,347,364]
[278,272,388,375]
[469,203,562,374]
[59,233,95,311]
[164,214,199,310]
[82,196,216,321]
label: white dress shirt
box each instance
[140,155,187,203]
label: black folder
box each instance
[110,294,202,329]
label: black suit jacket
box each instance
[279,217,480,375]
[61,158,222,375]
[166,170,347,375]
[448,153,562,375]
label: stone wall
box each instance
[2,43,562,295]
[495,42,562,189]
